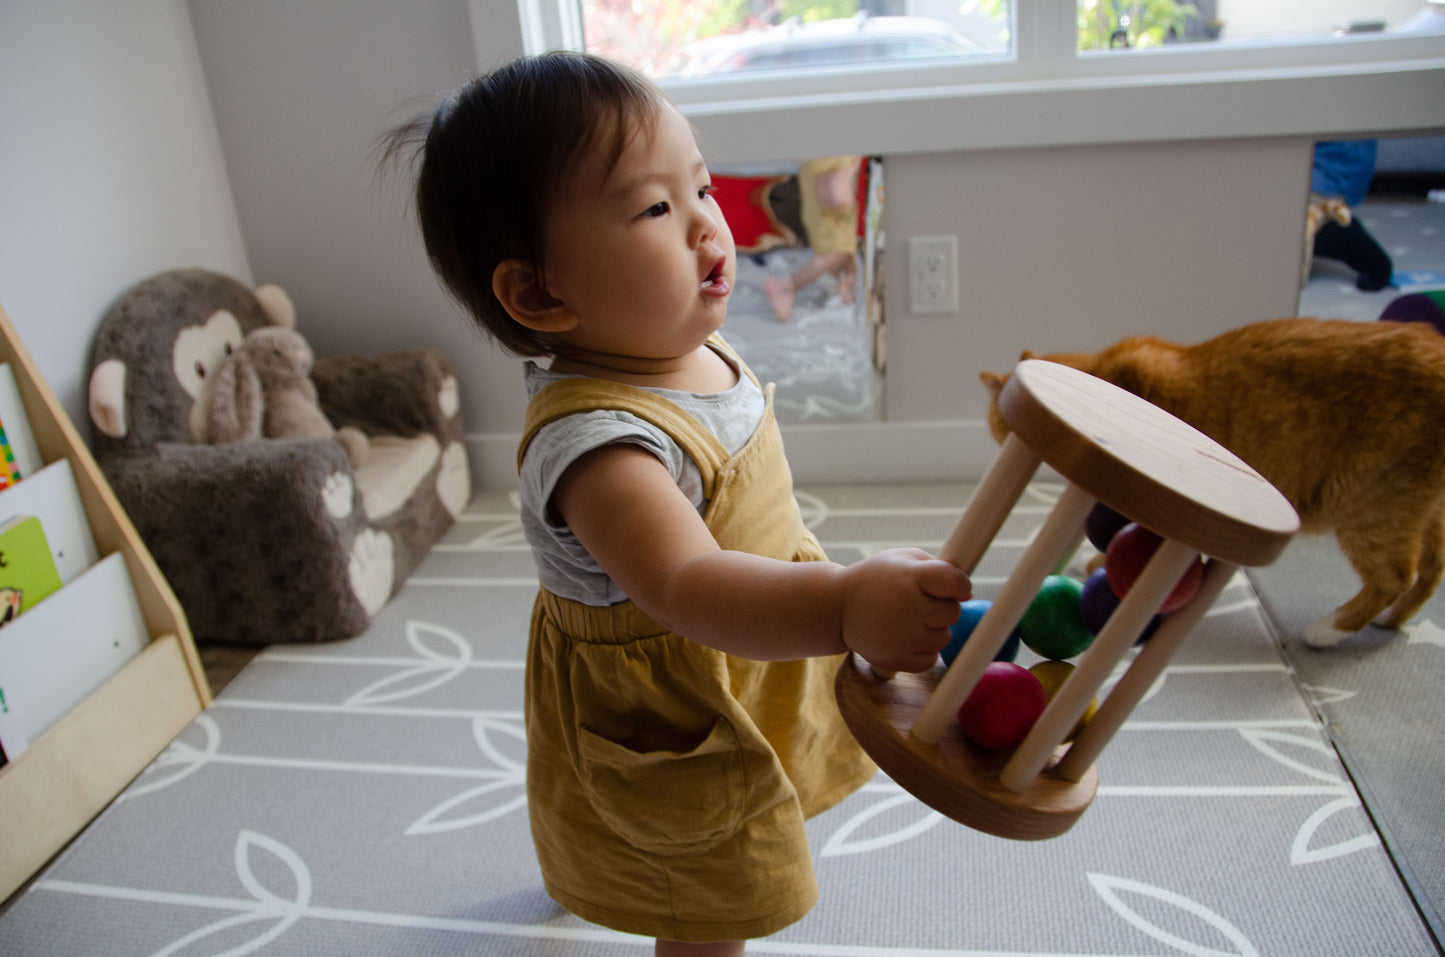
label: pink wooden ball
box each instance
[1104,523,1204,613]
[956,661,1049,751]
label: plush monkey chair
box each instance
[88,268,472,645]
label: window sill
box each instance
[674,49,1445,162]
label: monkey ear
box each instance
[492,260,577,333]
[979,370,1007,398]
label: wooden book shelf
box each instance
[0,301,211,903]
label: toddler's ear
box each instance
[492,260,577,333]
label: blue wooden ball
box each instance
[941,599,1020,667]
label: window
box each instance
[517,0,1444,164]
[578,2,1011,81]
[1078,0,1442,51]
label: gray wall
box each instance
[0,0,250,432]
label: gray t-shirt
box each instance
[518,354,766,606]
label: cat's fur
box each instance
[980,317,1445,647]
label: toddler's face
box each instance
[540,102,735,365]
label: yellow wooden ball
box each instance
[1028,660,1098,742]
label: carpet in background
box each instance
[0,483,1436,955]
[1250,534,1445,948]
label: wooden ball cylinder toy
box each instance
[836,360,1298,841]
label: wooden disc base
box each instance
[835,654,1098,841]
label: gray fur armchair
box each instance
[87,268,471,645]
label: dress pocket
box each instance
[576,717,746,857]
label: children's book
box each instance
[0,459,98,583]
[0,515,63,626]
[0,363,42,486]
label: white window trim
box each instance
[515,0,1445,163]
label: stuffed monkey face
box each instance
[87,269,294,450]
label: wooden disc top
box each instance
[998,360,1299,567]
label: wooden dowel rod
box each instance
[999,538,1198,792]
[912,482,1096,744]
[1054,559,1237,782]
[1052,530,1086,576]
[936,433,1041,573]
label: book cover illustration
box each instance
[0,459,99,584]
[0,363,42,480]
[0,515,63,626]
[0,420,21,490]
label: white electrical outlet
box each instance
[908,235,958,315]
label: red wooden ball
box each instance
[1104,523,1204,614]
[956,661,1049,751]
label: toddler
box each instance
[384,51,970,956]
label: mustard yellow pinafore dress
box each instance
[517,360,876,943]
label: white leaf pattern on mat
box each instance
[1291,797,1381,865]
[1238,729,1346,783]
[1406,618,1445,649]
[151,831,309,957]
[443,518,529,552]
[1301,683,1359,707]
[1088,872,1260,957]
[121,714,223,801]
[406,718,527,835]
[794,489,828,529]
[818,793,943,857]
[345,621,472,705]
[406,779,528,835]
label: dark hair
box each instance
[379,52,665,356]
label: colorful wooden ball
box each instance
[1085,502,1131,552]
[1080,568,1164,643]
[1017,574,1095,661]
[941,599,1021,667]
[1104,523,1204,613]
[1029,660,1097,742]
[956,661,1048,751]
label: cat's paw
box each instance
[1303,617,1353,648]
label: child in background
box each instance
[383,52,970,956]
[1310,139,1394,292]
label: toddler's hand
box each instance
[837,548,972,673]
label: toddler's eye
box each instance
[699,184,717,200]
[640,201,669,218]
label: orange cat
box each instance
[980,317,1445,648]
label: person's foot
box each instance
[1313,219,1393,292]
[764,275,795,322]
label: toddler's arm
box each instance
[553,444,971,672]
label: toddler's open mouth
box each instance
[700,257,729,294]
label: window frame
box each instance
[514,0,1445,164]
